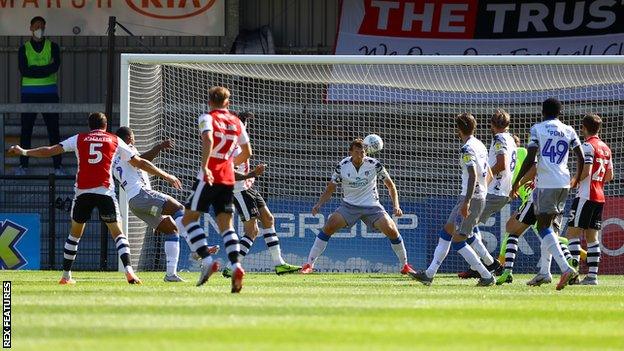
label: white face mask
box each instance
[33,29,43,39]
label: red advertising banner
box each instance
[601,197,624,274]
[335,0,624,55]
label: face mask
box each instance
[33,29,43,39]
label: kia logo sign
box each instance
[125,0,217,20]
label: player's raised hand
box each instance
[166,174,182,190]
[203,167,214,185]
[509,183,519,199]
[393,206,403,217]
[253,163,266,177]
[460,201,470,218]
[311,203,321,216]
[160,139,174,150]
[8,145,25,157]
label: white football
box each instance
[363,134,383,154]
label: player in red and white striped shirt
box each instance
[178,87,252,292]
[565,114,613,285]
[9,112,181,285]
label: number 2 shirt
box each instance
[528,118,581,189]
[197,109,249,186]
[60,129,137,196]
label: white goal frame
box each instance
[119,54,624,271]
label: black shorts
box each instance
[185,180,234,215]
[233,187,266,222]
[567,198,604,230]
[71,193,120,224]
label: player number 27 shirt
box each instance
[196,109,249,186]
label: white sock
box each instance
[541,232,571,272]
[457,243,492,279]
[390,235,408,266]
[468,230,494,266]
[164,234,180,276]
[201,255,213,268]
[307,232,330,265]
[426,237,451,278]
[539,237,552,276]
[260,227,286,265]
[175,216,192,249]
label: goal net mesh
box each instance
[125,58,624,275]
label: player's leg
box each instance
[496,214,530,285]
[213,185,245,293]
[99,195,141,284]
[301,208,349,274]
[459,194,505,278]
[232,190,260,263]
[60,194,94,284]
[452,197,494,286]
[533,189,577,290]
[415,201,461,283]
[257,205,301,274]
[371,212,414,275]
[581,202,604,285]
[222,218,257,278]
[182,180,221,286]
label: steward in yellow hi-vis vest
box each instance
[16,16,63,174]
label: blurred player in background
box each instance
[511,98,584,290]
[301,138,415,275]
[179,86,251,292]
[222,111,301,277]
[9,112,181,285]
[565,114,613,285]
[411,113,495,286]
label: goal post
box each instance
[120,54,624,274]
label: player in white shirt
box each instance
[511,98,584,290]
[222,112,300,277]
[458,110,516,279]
[411,113,495,286]
[113,127,218,282]
[300,138,415,275]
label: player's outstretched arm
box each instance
[128,156,182,189]
[570,146,585,189]
[140,139,173,162]
[383,177,402,217]
[234,164,266,181]
[8,144,64,158]
[312,182,337,215]
[234,142,252,166]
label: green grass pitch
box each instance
[6,271,624,351]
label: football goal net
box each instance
[121,55,624,275]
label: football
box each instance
[363,134,383,154]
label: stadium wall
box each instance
[0,0,339,105]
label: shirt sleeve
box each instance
[237,123,250,145]
[493,135,507,156]
[461,145,476,168]
[375,160,389,181]
[569,128,581,149]
[59,135,78,152]
[528,126,539,148]
[330,163,342,184]
[198,114,213,134]
[581,142,594,164]
[116,137,139,162]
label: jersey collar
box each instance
[585,135,599,142]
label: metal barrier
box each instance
[0,174,118,271]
